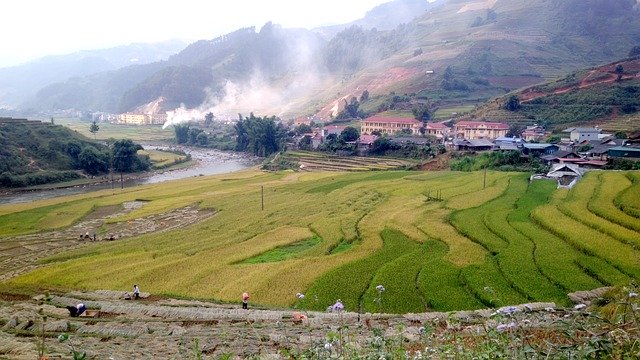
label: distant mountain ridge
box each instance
[8,0,640,122]
[0,40,187,108]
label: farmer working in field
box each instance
[242,292,250,309]
[66,303,86,317]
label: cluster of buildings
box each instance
[295,113,639,164]
[117,113,167,125]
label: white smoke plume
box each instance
[162,23,326,129]
[162,70,323,129]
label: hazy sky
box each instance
[0,0,398,68]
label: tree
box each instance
[614,131,628,139]
[337,97,362,119]
[174,124,190,144]
[615,64,624,81]
[234,113,286,156]
[629,46,640,58]
[298,135,313,150]
[546,135,561,144]
[112,139,146,173]
[78,147,108,175]
[506,124,525,138]
[339,127,360,142]
[188,128,203,144]
[196,132,209,146]
[295,124,312,135]
[204,112,214,127]
[412,104,432,122]
[360,90,370,102]
[89,120,99,140]
[504,95,520,111]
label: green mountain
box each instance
[0,118,106,187]
[19,0,640,119]
[469,57,640,132]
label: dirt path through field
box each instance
[0,202,215,282]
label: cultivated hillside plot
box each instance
[0,170,638,313]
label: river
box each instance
[0,146,258,205]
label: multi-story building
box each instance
[149,113,167,125]
[453,121,509,140]
[118,113,149,125]
[118,113,167,125]
[360,115,422,136]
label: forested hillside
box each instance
[0,118,149,188]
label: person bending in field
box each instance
[66,303,86,317]
[133,284,140,299]
[242,292,250,309]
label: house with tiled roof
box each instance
[322,125,347,138]
[453,121,509,140]
[360,115,422,136]
[425,122,451,140]
[522,125,550,142]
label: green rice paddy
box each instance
[1,169,638,313]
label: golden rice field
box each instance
[1,169,639,313]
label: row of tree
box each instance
[66,139,150,175]
[234,113,287,156]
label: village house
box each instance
[322,125,347,138]
[546,163,583,188]
[452,138,494,151]
[360,115,422,136]
[453,121,509,140]
[293,117,312,127]
[425,122,451,141]
[608,146,640,159]
[494,136,524,151]
[522,143,560,156]
[521,125,550,142]
[564,127,601,142]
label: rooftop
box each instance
[523,143,558,150]
[362,115,422,125]
[426,122,450,129]
[454,121,509,130]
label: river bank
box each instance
[0,147,260,205]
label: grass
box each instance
[57,118,174,142]
[1,169,639,313]
[237,235,322,264]
[433,105,475,119]
[139,149,189,170]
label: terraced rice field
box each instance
[285,151,415,172]
[0,169,638,314]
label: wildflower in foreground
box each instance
[332,299,344,312]
[296,292,305,299]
